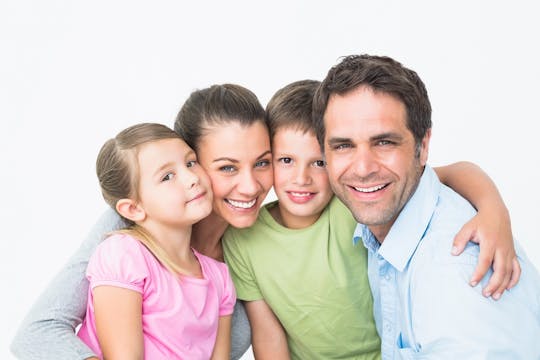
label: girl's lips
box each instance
[187,191,206,203]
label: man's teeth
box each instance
[353,184,386,193]
[227,199,257,209]
[290,192,311,197]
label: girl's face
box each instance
[136,138,213,227]
[197,121,273,228]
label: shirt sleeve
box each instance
[87,233,149,294]
[222,229,263,301]
[10,208,128,360]
[218,263,237,316]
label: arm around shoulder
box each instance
[11,208,127,360]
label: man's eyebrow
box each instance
[370,132,403,142]
[327,137,352,145]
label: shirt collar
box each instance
[353,165,441,272]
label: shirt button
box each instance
[385,323,391,332]
[385,274,391,281]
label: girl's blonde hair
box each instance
[96,122,192,276]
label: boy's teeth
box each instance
[353,184,386,193]
[290,192,311,197]
[227,199,256,209]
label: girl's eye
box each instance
[186,160,197,168]
[219,165,236,173]
[278,157,292,165]
[255,159,271,168]
[313,160,326,168]
[162,172,174,182]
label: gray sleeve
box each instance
[230,300,252,360]
[11,208,127,360]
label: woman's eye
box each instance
[219,165,236,173]
[313,160,326,168]
[186,160,197,168]
[255,159,271,168]
[278,157,292,164]
[162,172,174,182]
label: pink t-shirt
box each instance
[77,233,236,359]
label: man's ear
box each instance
[419,128,431,166]
[116,199,145,222]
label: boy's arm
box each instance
[93,286,144,360]
[433,161,519,299]
[211,315,232,360]
[245,300,290,360]
[10,208,127,360]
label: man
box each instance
[312,54,540,359]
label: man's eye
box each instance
[162,173,174,182]
[376,140,394,146]
[313,160,326,168]
[335,143,351,150]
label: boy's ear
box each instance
[116,199,146,222]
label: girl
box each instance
[77,123,235,359]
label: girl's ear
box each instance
[116,199,146,222]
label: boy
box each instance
[223,80,381,359]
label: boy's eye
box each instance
[186,160,197,168]
[162,172,174,182]
[278,157,292,164]
[312,160,326,168]
[255,159,271,168]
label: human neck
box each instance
[191,211,229,262]
[136,220,200,276]
[270,203,322,230]
[369,224,391,244]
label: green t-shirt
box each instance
[223,196,381,360]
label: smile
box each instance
[187,192,206,203]
[225,198,257,209]
[352,183,388,193]
[288,191,314,197]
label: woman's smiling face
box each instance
[196,120,273,228]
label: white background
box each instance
[2,1,539,359]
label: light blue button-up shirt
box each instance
[354,165,540,359]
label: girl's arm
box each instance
[93,286,143,360]
[434,161,520,300]
[211,315,232,360]
[245,300,290,360]
[10,209,127,360]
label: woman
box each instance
[11,83,517,360]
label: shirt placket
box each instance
[378,254,398,360]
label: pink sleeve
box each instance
[86,233,149,294]
[218,263,237,317]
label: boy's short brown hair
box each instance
[265,80,320,141]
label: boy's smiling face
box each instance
[271,128,334,229]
